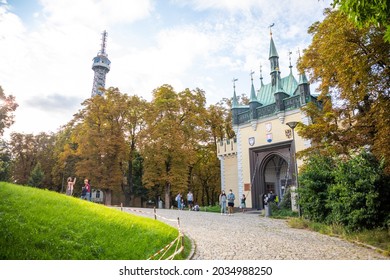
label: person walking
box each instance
[81,182,87,200]
[240,194,246,213]
[219,190,227,215]
[175,193,182,210]
[83,178,91,201]
[66,177,76,196]
[227,189,235,216]
[187,191,194,211]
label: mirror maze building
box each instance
[217,35,320,210]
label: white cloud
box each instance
[109,25,220,99]
[0,0,332,136]
[39,0,154,28]
[175,0,263,12]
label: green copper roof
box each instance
[257,74,298,105]
[299,72,309,84]
[285,71,298,95]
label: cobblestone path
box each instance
[121,207,389,260]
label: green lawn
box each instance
[0,182,190,260]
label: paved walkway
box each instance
[121,207,389,260]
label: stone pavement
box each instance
[120,207,389,260]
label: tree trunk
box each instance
[104,189,112,206]
[125,145,135,206]
[187,165,193,191]
[165,182,171,209]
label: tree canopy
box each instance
[333,0,390,42]
[298,8,390,173]
[140,85,209,208]
[0,86,18,136]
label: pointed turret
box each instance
[298,70,311,104]
[269,36,279,59]
[269,33,280,89]
[298,72,309,85]
[249,71,257,102]
[249,71,261,120]
[268,31,288,111]
[232,78,239,108]
[231,78,239,125]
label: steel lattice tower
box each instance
[91,30,111,96]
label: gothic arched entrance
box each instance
[249,141,292,209]
[263,154,288,202]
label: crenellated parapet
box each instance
[217,138,237,157]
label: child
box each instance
[241,194,246,213]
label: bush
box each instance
[299,154,335,222]
[299,149,390,231]
[278,187,292,209]
[288,218,309,229]
[327,150,383,231]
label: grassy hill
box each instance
[0,182,189,260]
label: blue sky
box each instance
[0,0,332,136]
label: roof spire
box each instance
[250,70,257,102]
[232,78,239,108]
[269,24,278,59]
[259,64,264,87]
[288,50,293,74]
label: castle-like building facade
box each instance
[217,34,319,210]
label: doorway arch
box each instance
[262,153,288,202]
[249,141,292,209]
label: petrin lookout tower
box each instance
[91,30,111,96]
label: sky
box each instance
[0,0,332,137]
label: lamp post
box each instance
[286,121,301,217]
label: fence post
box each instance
[177,217,184,247]
[121,203,123,211]
[154,207,157,220]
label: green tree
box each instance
[327,150,386,231]
[0,140,11,181]
[140,85,208,208]
[71,88,128,205]
[0,86,18,136]
[122,95,147,206]
[9,133,38,185]
[28,162,44,188]
[299,149,390,230]
[191,101,234,206]
[52,123,79,193]
[8,132,56,189]
[191,146,220,206]
[299,153,335,222]
[34,133,56,189]
[298,8,390,173]
[131,151,148,205]
[333,0,390,42]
